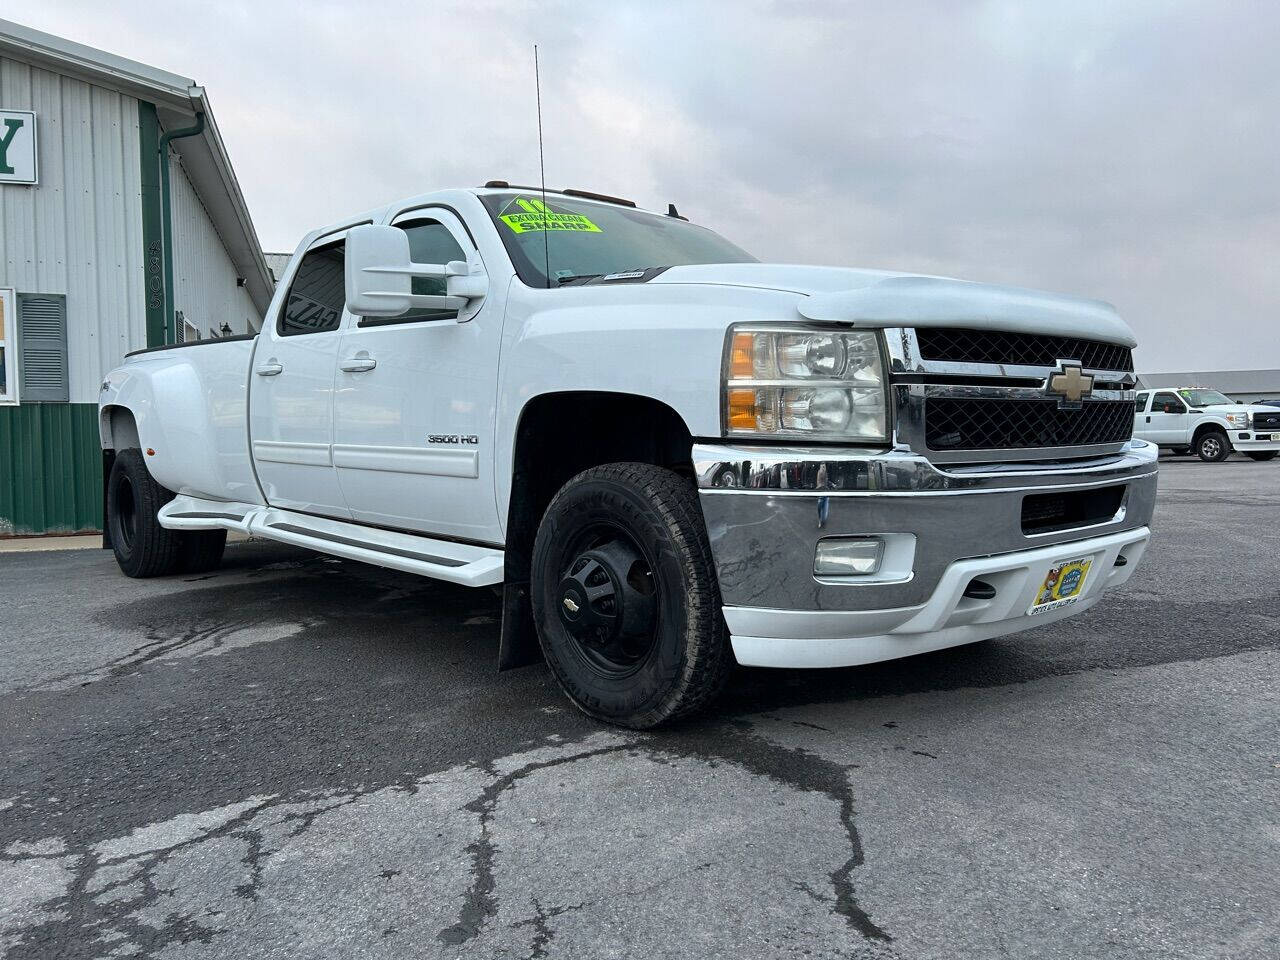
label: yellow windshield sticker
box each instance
[500,197,601,234]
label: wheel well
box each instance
[1191,421,1228,446]
[498,391,696,670]
[99,407,142,550]
[102,405,141,451]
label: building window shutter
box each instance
[17,293,69,403]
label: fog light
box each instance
[814,537,884,576]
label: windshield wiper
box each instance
[555,274,601,285]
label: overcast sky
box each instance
[22,0,1280,373]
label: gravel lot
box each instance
[1,456,1277,959]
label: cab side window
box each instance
[360,219,467,326]
[279,241,345,336]
[1135,392,1149,414]
[1152,391,1185,414]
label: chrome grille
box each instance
[915,328,1134,373]
[924,398,1136,451]
[888,326,1138,462]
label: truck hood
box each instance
[652,263,1136,347]
[1199,403,1276,416]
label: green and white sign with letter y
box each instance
[0,110,37,185]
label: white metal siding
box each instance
[168,151,259,338]
[0,54,144,403]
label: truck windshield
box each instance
[479,192,756,288]
[1177,389,1234,408]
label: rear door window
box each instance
[279,242,345,336]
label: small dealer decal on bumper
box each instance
[1029,557,1093,615]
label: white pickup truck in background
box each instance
[1133,387,1280,461]
[98,184,1158,728]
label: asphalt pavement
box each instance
[1,455,1277,959]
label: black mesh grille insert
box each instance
[925,398,1135,451]
[916,328,1134,372]
[1253,409,1280,432]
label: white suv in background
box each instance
[1134,387,1280,462]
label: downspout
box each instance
[158,112,205,343]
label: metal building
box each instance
[0,19,271,535]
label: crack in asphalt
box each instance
[641,723,893,943]
[435,725,893,950]
[436,743,631,946]
[512,896,588,960]
[0,787,419,959]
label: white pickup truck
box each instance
[99,184,1157,728]
[1133,387,1280,462]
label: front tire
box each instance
[1246,451,1278,462]
[1195,431,1231,462]
[531,462,730,729]
[107,448,181,577]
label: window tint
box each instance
[1152,391,1185,413]
[365,219,468,325]
[279,242,345,336]
[1134,392,1149,413]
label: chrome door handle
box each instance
[255,361,283,377]
[339,356,377,373]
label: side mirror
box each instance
[344,224,487,318]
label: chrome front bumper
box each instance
[694,439,1158,668]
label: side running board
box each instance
[158,495,504,587]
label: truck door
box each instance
[248,232,351,519]
[331,207,503,544]
[1132,392,1151,441]
[1145,390,1190,445]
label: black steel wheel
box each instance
[107,448,181,578]
[531,462,731,728]
[556,532,659,678]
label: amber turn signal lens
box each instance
[727,388,757,429]
[729,332,755,380]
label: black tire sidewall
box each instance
[1246,451,1278,461]
[178,529,227,573]
[532,474,697,724]
[108,451,145,575]
[107,449,178,577]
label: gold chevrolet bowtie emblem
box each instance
[1046,362,1094,407]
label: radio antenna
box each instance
[534,44,551,288]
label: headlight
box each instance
[1225,411,1249,428]
[723,326,887,440]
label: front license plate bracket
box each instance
[1029,556,1093,615]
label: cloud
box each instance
[20,0,1280,373]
